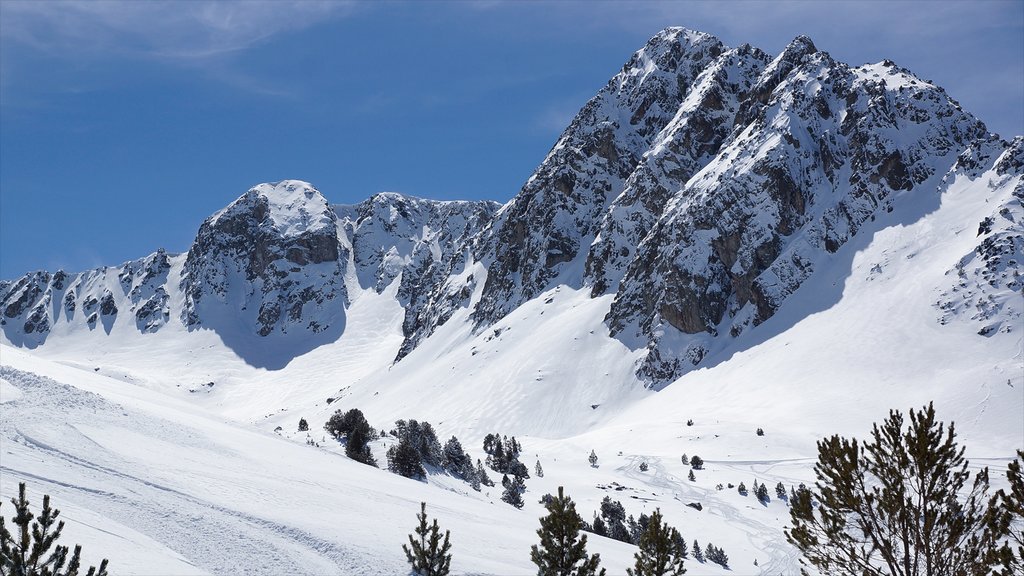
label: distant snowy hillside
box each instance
[1,26,1021,576]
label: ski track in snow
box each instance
[617,454,801,572]
[0,367,389,575]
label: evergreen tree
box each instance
[680,454,688,465]
[442,436,472,479]
[530,487,605,576]
[737,482,747,496]
[419,422,444,468]
[775,482,787,501]
[689,456,703,470]
[324,408,371,441]
[402,502,452,576]
[639,461,649,472]
[387,435,426,479]
[687,470,695,482]
[755,482,769,504]
[590,514,608,538]
[536,460,544,478]
[626,509,686,576]
[298,418,308,431]
[598,497,630,543]
[345,424,377,467]
[786,402,1007,576]
[0,482,109,576]
[692,540,703,563]
[672,533,688,559]
[476,459,494,487]
[589,450,598,468]
[705,544,729,568]
[501,476,525,509]
[995,449,1023,575]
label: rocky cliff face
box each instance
[470,28,727,329]
[2,27,1020,385]
[402,27,1015,386]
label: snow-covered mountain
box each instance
[1,27,1021,575]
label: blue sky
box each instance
[1,0,1021,279]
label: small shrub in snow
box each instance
[297,418,308,431]
[689,455,703,470]
[639,461,649,472]
[589,449,599,468]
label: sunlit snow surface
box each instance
[2,145,1021,574]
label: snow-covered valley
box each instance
[1,26,1022,575]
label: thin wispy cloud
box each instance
[1,0,352,60]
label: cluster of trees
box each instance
[483,433,529,481]
[386,419,444,479]
[365,401,1024,576]
[407,487,696,576]
[1,482,109,576]
[321,411,526,498]
[581,494,728,569]
[692,541,728,568]
[324,408,377,466]
[482,433,531,508]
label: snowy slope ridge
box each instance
[0,26,1022,576]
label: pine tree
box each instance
[995,449,1023,575]
[530,487,605,576]
[298,417,308,431]
[755,482,769,504]
[387,435,425,479]
[476,459,494,487]
[402,502,452,576]
[673,534,688,559]
[345,424,377,467]
[687,470,695,482]
[599,497,630,543]
[501,476,525,509]
[442,436,472,479]
[786,402,1008,576]
[589,450,598,468]
[692,540,703,563]
[626,509,686,576]
[705,544,729,568]
[0,482,109,576]
[737,482,747,496]
[680,454,688,465]
[536,460,545,478]
[591,514,608,538]
[689,456,703,470]
[775,481,787,501]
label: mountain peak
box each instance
[209,180,334,241]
